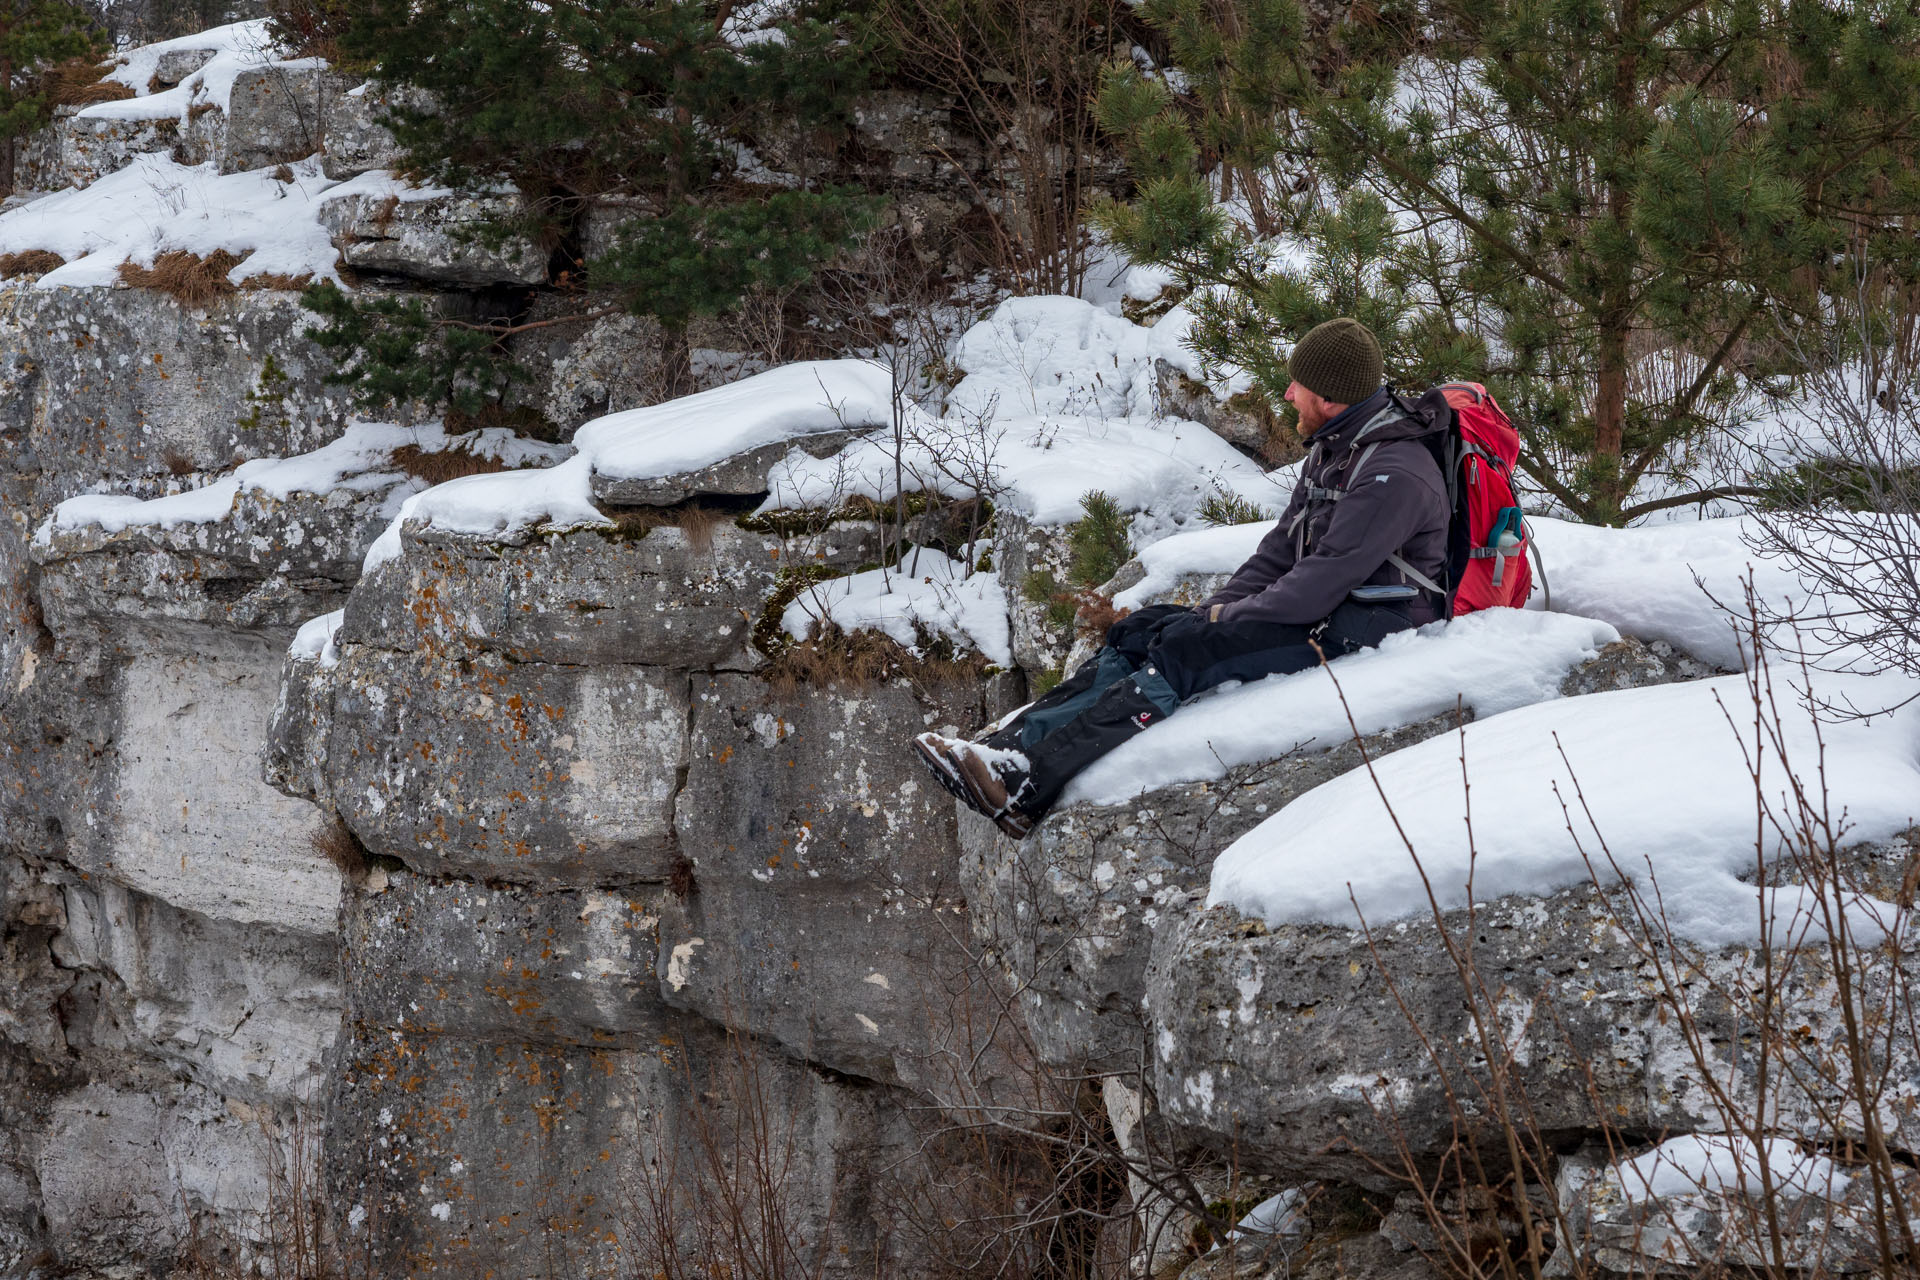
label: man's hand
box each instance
[1105,603,1191,648]
[1208,604,1223,622]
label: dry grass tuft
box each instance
[117,249,248,306]
[0,250,65,279]
[674,502,723,553]
[239,271,315,292]
[389,444,510,485]
[606,502,728,550]
[186,101,220,123]
[44,59,134,107]
[160,449,197,478]
[310,821,368,879]
[762,621,989,693]
[1075,589,1128,636]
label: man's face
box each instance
[1285,381,1342,439]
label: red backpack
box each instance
[1435,382,1532,615]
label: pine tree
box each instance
[0,0,102,194]
[306,0,883,417]
[1100,0,1920,524]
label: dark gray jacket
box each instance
[1198,388,1452,627]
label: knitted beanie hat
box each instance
[1287,317,1384,406]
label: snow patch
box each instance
[1208,667,1920,944]
[291,610,345,669]
[1064,608,1619,806]
[0,153,345,289]
[1616,1135,1850,1202]
[781,549,1012,667]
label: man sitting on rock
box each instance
[913,317,1455,839]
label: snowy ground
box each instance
[39,421,566,541]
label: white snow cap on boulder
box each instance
[576,360,895,483]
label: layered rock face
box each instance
[4,24,1915,1280]
[0,49,1045,1277]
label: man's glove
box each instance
[1105,603,1192,649]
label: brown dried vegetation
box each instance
[310,821,368,880]
[762,621,989,694]
[607,503,727,552]
[388,444,510,485]
[0,250,65,279]
[117,250,247,306]
[241,272,316,292]
[44,59,134,108]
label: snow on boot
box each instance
[950,742,1034,840]
[913,734,1034,839]
[911,731,971,805]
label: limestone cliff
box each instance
[3,22,1917,1280]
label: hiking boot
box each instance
[912,731,971,805]
[949,742,1035,840]
[909,734,1035,839]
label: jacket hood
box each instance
[1311,387,1452,452]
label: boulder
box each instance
[1143,866,1920,1189]
[151,48,218,89]
[338,521,882,670]
[658,673,1026,1097]
[20,109,178,191]
[321,646,689,886]
[32,484,395,651]
[223,63,331,173]
[1155,358,1282,459]
[588,429,872,506]
[1552,1144,1906,1276]
[959,713,1468,1074]
[7,288,353,506]
[319,187,547,286]
[318,81,425,181]
[992,509,1077,676]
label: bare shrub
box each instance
[623,1027,846,1280]
[0,250,65,279]
[870,0,1125,293]
[266,0,354,62]
[1751,270,1920,696]
[118,250,248,306]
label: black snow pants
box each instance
[985,600,1419,818]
